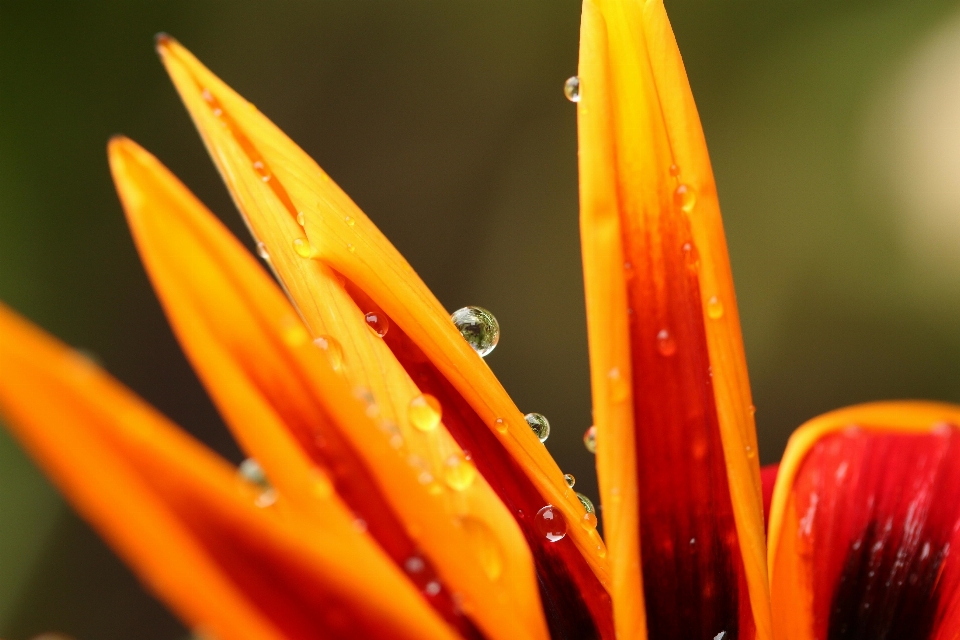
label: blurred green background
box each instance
[2,0,959,637]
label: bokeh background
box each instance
[2,0,960,637]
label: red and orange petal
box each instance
[0,304,460,640]
[577,1,769,639]
[155,36,612,639]
[768,402,960,640]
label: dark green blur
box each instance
[2,0,959,637]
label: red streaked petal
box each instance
[768,402,960,640]
[761,464,780,532]
[577,1,769,638]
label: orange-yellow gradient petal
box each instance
[0,304,461,640]
[108,136,546,640]
[768,402,960,640]
[577,1,770,638]
[156,35,612,638]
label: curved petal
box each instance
[761,463,780,533]
[0,304,459,640]
[768,402,960,640]
[577,1,770,638]
[156,36,612,639]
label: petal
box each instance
[156,36,613,639]
[577,1,770,638]
[761,463,780,533]
[0,304,460,640]
[109,136,545,640]
[768,402,960,640]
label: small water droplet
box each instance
[607,366,629,402]
[745,445,756,459]
[714,632,727,640]
[443,451,477,491]
[460,517,503,581]
[563,76,581,102]
[681,242,700,270]
[525,413,550,443]
[344,215,355,227]
[409,394,442,432]
[656,329,677,356]
[583,425,597,454]
[581,511,598,532]
[577,492,595,514]
[353,518,368,533]
[279,315,309,347]
[564,474,576,489]
[749,404,757,416]
[252,159,271,182]
[674,184,696,212]
[424,581,441,596]
[707,296,724,319]
[347,243,356,253]
[494,418,508,434]
[690,537,697,546]
[669,163,681,177]
[451,306,500,357]
[313,335,343,371]
[404,556,425,574]
[256,241,270,260]
[293,237,315,258]
[364,311,389,337]
[296,211,305,226]
[238,458,268,487]
[535,505,567,542]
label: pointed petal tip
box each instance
[155,32,174,53]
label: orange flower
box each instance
[2,2,960,640]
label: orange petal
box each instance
[577,1,770,638]
[0,303,460,640]
[768,402,960,640]
[157,35,612,638]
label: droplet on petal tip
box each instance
[563,75,580,102]
[524,413,550,443]
[450,306,499,357]
[534,505,567,542]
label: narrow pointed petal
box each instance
[157,36,613,639]
[0,304,461,640]
[577,1,770,638]
[109,137,545,640]
[761,464,780,532]
[768,402,960,640]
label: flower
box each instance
[1,2,959,640]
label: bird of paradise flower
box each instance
[1,2,959,640]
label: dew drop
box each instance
[424,581,441,597]
[681,242,700,269]
[443,451,477,491]
[238,458,269,488]
[252,159,271,182]
[745,444,756,459]
[404,556,426,574]
[707,296,724,320]
[364,311,389,337]
[563,76,581,102]
[656,329,677,357]
[347,243,356,253]
[608,366,629,402]
[577,492,595,515]
[674,183,696,212]
[494,418,508,434]
[564,473,576,489]
[296,211,305,226]
[714,632,727,640]
[524,413,551,443]
[583,425,597,454]
[581,511,599,532]
[669,163,681,177]
[460,517,503,581]
[353,518,368,533]
[313,335,343,371]
[293,237,315,258]
[256,241,270,260]
[451,306,500,357]
[345,215,355,227]
[535,505,567,542]
[409,394,442,432]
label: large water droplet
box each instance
[313,335,343,371]
[656,329,677,357]
[707,296,724,320]
[525,413,551,443]
[563,76,581,102]
[535,505,567,542]
[577,492,595,515]
[674,184,696,212]
[583,425,597,454]
[564,473,576,489]
[461,517,503,581]
[364,311,389,337]
[293,238,315,258]
[451,306,500,357]
[409,394,442,432]
[443,451,477,491]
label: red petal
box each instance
[761,464,780,533]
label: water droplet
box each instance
[749,404,757,416]
[424,581,441,596]
[252,160,271,183]
[581,511,598,532]
[293,237,315,258]
[707,296,724,320]
[564,473,576,489]
[690,537,697,546]
[669,163,681,177]
[238,458,268,487]
[577,492,595,514]
[409,394,442,432]
[256,241,270,260]
[404,556,425,574]
[451,306,500,357]
[656,329,677,356]
[347,243,356,253]
[296,211,305,226]
[353,518,368,533]
[583,425,597,454]
[364,311,389,337]
[745,445,756,459]
[345,215,355,227]
[443,451,477,491]
[313,335,343,371]
[714,632,727,640]
[525,413,550,443]
[494,418,508,434]
[563,76,581,102]
[608,366,629,402]
[681,242,700,269]
[674,184,696,212]
[279,315,309,347]
[460,517,503,581]
[535,505,567,542]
